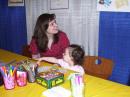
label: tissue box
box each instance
[36,71,64,89]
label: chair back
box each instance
[22,45,32,58]
[83,56,114,79]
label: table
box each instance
[0,49,130,97]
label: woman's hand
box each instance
[32,53,40,59]
[34,58,42,66]
[53,63,60,67]
[31,57,40,65]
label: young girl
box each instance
[36,44,85,75]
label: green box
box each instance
[36,71,64,89]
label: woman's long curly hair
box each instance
[32,13,59,52]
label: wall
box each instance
[99,12,130,85]
[0,0,27,54]
[25,0,99,56]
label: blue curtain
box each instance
[99,12,130,85]
[0,0,27,54]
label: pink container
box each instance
[16,71,27,87]
[3,76,15,90]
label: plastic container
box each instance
[3,75,15,90]
[16,71,27,86]
[27,70,35,83]
[69,73,85,97]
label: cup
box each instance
[29,62,37,76]
[69,73,85,97]
[27,70,35,83]
[21,61,36,83]
[3,75,15,90]
[16,71,27,86]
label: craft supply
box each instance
[3,75,15,90]
[21,60,37,83]
[38,66,67,74]
[38,66,52,73]
[35,64,38,75]
[43,86,71,97]
[16,70,27,86]
[28,62,37,77]
[0,65,17,90]
[22,63,35,82]
[27,70,35,82]
[68,73,85,97]
[36,69,64,89]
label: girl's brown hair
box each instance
[69,44,85,65]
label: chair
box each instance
[83,56,114,79]
[22,45,32,58]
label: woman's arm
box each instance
[36,57,59,65]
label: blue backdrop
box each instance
[0,0,27,54]
[99,12,130,85]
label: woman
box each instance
[29,13,70,58]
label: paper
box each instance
[43,86,71,97]
[38,66,52,73]
[38,66,67,74]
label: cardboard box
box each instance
[36,71,64,89]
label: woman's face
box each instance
[47,19,58,34]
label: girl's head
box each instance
[63,44,85,66]
[33,13,59,51]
